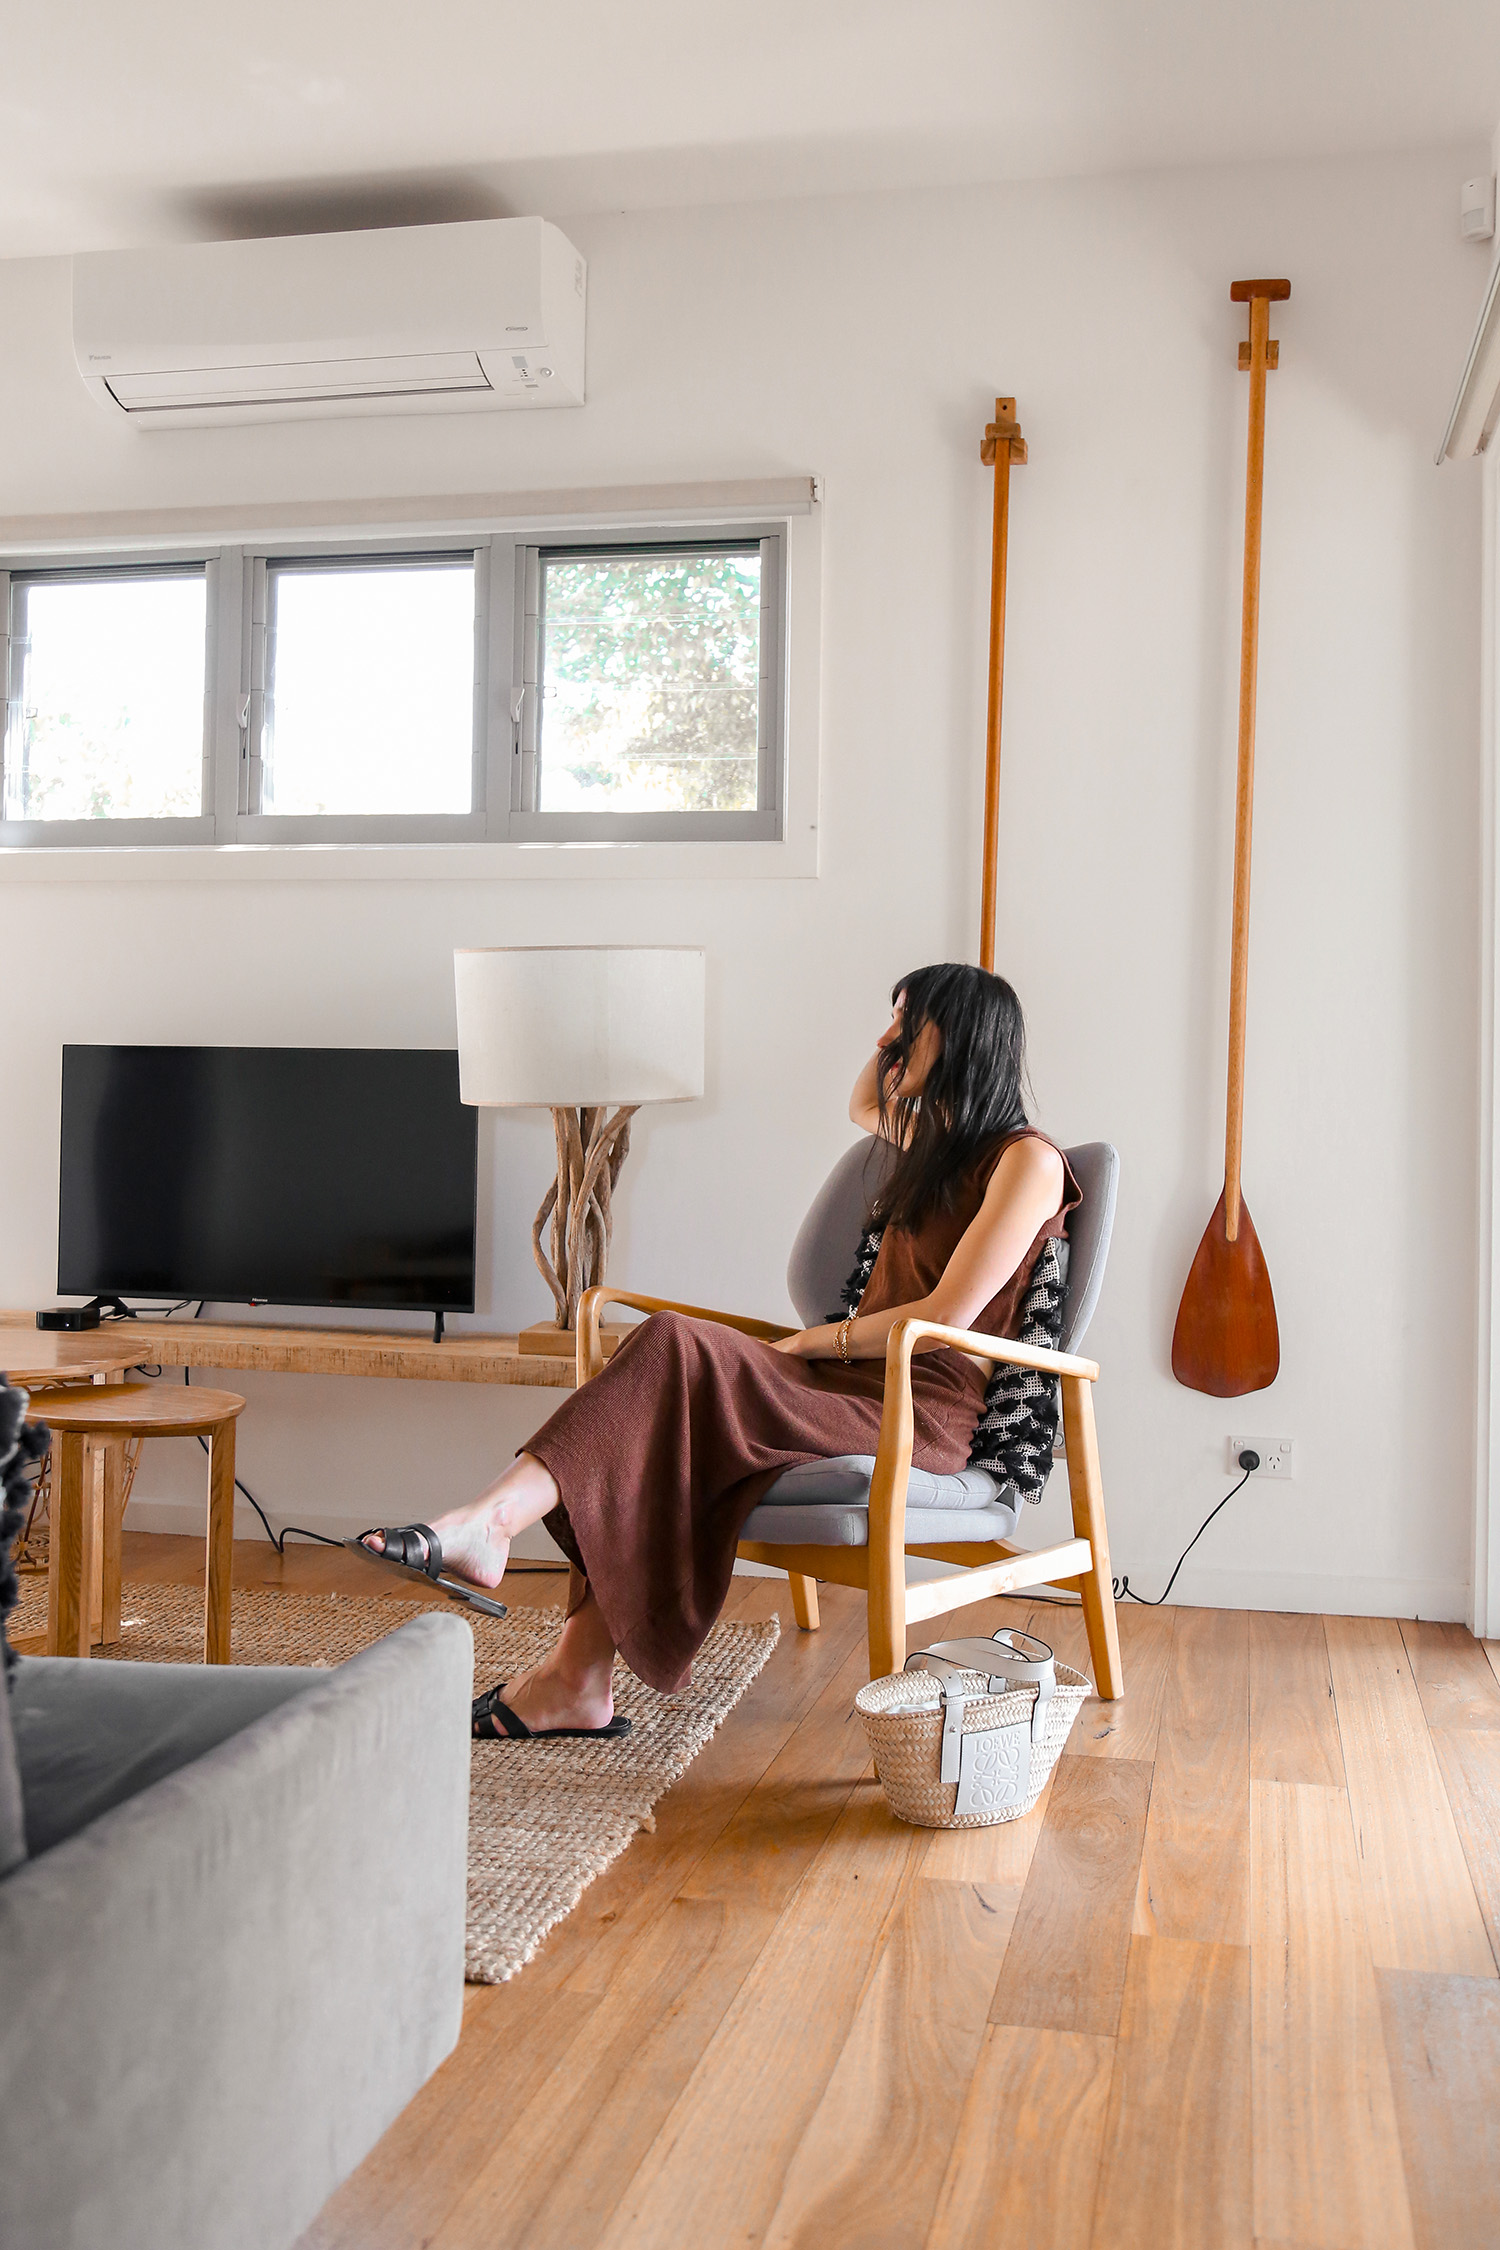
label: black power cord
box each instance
[174,1364,341,1555]
[1113,1448,1261,1606]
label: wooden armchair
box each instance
[576,1138,1124,1698]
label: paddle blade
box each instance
[1171,1188,1280,1397]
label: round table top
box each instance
[0,1326,159,1387]
[23,1382,245,1434]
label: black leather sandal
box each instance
[345,1524,508,1619]
[472,1683,632,1742]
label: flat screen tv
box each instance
[57,1045,478,1315]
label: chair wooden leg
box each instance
[787,1572,821,1631]
[1061,1374,1124,1701]
[204,1419,236,1665]
[46,1432,93,1659]
[866,1523,908,1682]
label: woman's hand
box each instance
[767,1328,827,1356]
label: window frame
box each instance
[0,551,220,848]
[0,517,790,852]
[237,539,491,846]
[511,526,785,844]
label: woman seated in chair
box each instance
[358,962,1078,1741]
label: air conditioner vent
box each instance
[105,351,495,415]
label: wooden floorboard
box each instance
[1068,1602,1176,1763]
[1429,1728,1500,1975]
[1399,1618,1500,1732]
[593,1790,924,2249]
[1091,1936,1254,2249]
[988,1755,1153,2038]
[1249,1611,1345,1789]
[1249,1780,1414,2249]
[63,1540,1500,2250]
[926,2025,1114,2250]
[1376,1969,1500,2250]
[1135,1604,1251,1944]
[1324,1616,1496,1980]
[759,1871,1016,2250]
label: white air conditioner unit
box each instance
[72,216,586,429]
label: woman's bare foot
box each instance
[500,1656,616,1733]
[360,1514,511,1590]
[485,1589,619,1734]
[361,1452,560,1592]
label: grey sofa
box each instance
[0,1611,473,2250]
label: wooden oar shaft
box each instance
[980,439,1012,972]
[979,398,1025,973]
[1225,292,1272,1242]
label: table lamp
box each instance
[454,945,706,1353]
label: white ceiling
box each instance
[4,0,1498,258]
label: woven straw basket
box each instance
[856,1630,1090,1829]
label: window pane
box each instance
[537,548,761,814]
[4,572,206,821]
[264,559,476,817]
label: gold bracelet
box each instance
[836,1315,854,1363]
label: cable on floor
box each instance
[1113,1454,1258,1606]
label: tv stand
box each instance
[432,1311,445,1345]
[84,1295,135,1321]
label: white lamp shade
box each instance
[454,946,705,1107]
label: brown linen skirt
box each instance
[525,1310,986,1692]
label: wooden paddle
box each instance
[978,397,1027,971]
[1171,280,1288,1398]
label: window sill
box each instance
[0,830,820,882]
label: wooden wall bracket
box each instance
[980,402,1028,467]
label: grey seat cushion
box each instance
[744,1456,1020,1548]
[763,1454,1014,1510]
[11,1655,315,1859]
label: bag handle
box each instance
[904,1628,1056,1779]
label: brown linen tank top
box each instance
[856,1127,1081,1344]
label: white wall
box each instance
[0,145,1489,1613]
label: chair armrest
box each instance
[864,1317,1099,1593]
[577,1286,794,1382]
[893,1318,1099,1383]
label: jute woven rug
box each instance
[9,1576,780,1983]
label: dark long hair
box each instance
[871,963,1030,1232]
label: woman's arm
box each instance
[771,1135,1065,1359]
[848,1049,886,1134]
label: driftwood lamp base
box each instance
[528,1102,638,1341]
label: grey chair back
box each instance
[785,1135,1119,1349]
[1054,1141,1118,1353]
[785,1138,900,1327]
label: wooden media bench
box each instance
[2,1316,592,1660]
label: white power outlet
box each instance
[1229,1434,1294,1480]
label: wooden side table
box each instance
[2,1336,151,1598]
[26,1385,246,1664]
